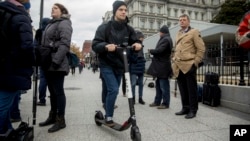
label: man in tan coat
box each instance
[172,14,205,119]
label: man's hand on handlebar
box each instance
[132,43,142,51]
[105,44,117,52]
[105,43,142,52]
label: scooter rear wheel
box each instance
[95,111,104,126]
[130,126,141,141]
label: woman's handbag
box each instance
[35,46,52,70]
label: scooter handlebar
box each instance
[116,46,134,50]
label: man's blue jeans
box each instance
[154,78,170,106]
[39,68,47,103]
[100,67,122,118]
[0,90,19,134]
[10,91,21,120]
[130,73,144,98]
[101,75,107,104]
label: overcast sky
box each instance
[30,0,116,47]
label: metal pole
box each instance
[220,33,223,77]
[39,0,44,29]
[32,0,44,126]
[239,47,246,86]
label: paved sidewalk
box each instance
[15,69,250,141]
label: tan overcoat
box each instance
[171,28,205,77]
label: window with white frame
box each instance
[158,6,161,14]
[167,22,171,27]
[149,21,153,29]
[141,4,145,12]
[195,12,198,20]
[181,9,185,14]
[157,21,161,29]
[141,20,145,28]
[174,9,178,17]
[188,11,192,17]
[201,13,204,20]
[150,5,153,13]
[167,8,171,16]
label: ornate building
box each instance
[103,0,225,37]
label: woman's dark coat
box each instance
[41,15,72,74]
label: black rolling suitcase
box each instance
[204,63,219,85]
[205,72,219,85]
[202,83,221,106]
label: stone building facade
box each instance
[103,0,225,37]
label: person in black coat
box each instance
[34,17,51,106]
[147,25,173,109]
[129,30,146,104]
[0,0,34,135]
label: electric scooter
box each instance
[94,43,141,141]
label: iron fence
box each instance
[197,41,250,86]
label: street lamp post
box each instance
[39,0,44,29]
[32,0,44,125]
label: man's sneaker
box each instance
[37,101,46,106]
[105,117,115,127]
[105,120,115,127]
[157,104,169,109]
[149,103,160,107]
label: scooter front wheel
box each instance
[95,111,104,126]
[130,126,141,141]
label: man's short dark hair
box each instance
[179,14,190,21]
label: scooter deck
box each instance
[95,118,131,131]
